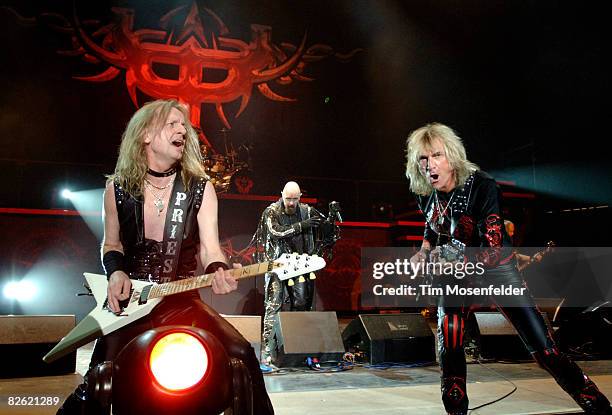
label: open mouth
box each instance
[171,139,184,148]
[430,174,439,182]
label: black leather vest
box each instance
[113,176,206,282]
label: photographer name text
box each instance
[372,284,527,297]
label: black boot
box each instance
[441,376,468,415]
[570,376,612,414]
[533,349,612,414]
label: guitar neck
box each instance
[147,262,273,300]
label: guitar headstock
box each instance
[271,253,326,282]
[528,241,556,267]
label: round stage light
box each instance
[112,326,232,415]
[149,332,208,391]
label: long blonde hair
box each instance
[108,99,207,196]
[405,123,478,196]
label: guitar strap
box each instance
[160,175,188,283]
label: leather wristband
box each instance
[205,261,229,274]
[103,250,125,280]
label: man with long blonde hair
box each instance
[406,123,611,415]
[58,99,274,414]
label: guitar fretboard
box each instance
[148,262,273,299]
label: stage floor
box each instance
[1,341,610,414]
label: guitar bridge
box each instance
[103,288,134,313]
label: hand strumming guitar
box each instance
[107,271,131,314]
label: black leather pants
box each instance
[57,292,274,415]
[437,262,611,415]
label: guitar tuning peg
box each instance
[287,279,295,286]
[298,276,305,283]
[309,272,316,280]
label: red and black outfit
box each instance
[58,177,274,415]
[416,170,611,415]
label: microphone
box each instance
[329,201,342,222]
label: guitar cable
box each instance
[304,357,354,372]
[467,358,518,412]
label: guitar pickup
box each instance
[139,284,153,304]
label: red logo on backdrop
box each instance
[23,2,361,147]
[7,2,361,191]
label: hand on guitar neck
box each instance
[516,241,555,273]
[210,263,240,295]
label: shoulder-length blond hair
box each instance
[405,123,478,196]
[108,99,207,196]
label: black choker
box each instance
[147,167,176,177]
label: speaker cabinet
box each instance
[222,315,262,358]
[342,313,436,364]
[474,311,552,360]
[273,311,345,367]
[0,315,76,378]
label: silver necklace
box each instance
[144,177,174,190]
[434,190,455,225]
[144,178,174,216]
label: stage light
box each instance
[67,188,105,241]
[107,325,234,415]
[61,189,74,200]
[491,162,612,204]
[3,279,37,302]
[149,332,208,391]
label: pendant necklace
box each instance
[144,178,175,216]
[434,190,455,225]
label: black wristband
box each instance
[205,261,229,274]
[103,250,125,279]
